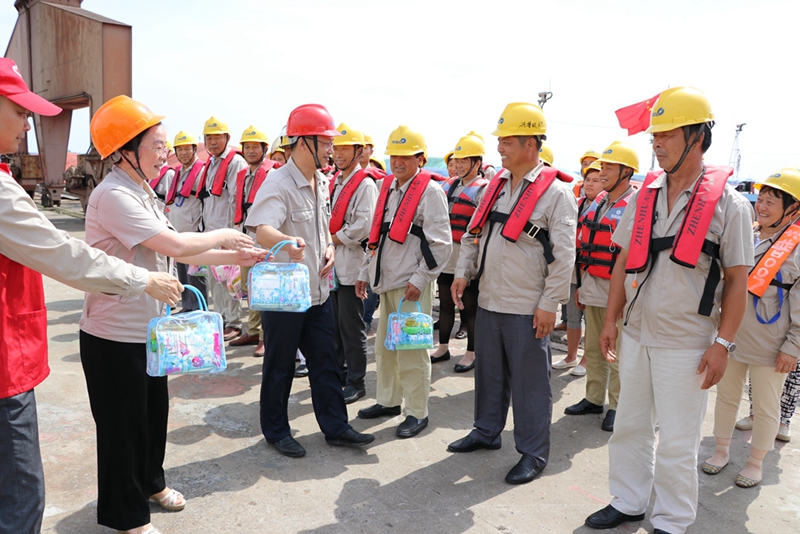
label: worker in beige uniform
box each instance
[703,168,800,489]
[164,130,207,312]
[0,59,182,534]
[198,116,248,340]
[447,102,577,485]
[585,87,754,534]
[567,142,638,432]
[246,104,375,459]
[229,125,280,357]
[330,124,379,403]
[355,125,452,439]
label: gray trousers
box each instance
[176,262,208,311]
[0,390,44,534]
[469,307,552,468]
[332,285,368,391]
[208,272,241,328]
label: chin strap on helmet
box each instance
[118,137,150,182]
[666,122,712,175]
[302,136,323,169]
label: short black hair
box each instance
[761,185,799,211]
[516,135,545,151]
[683,123,712,153]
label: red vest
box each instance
[577,189,634,279]
[468,167,572,242]
[442,176,489,242]
[368,170,434,249]
[626,165,732,272]
[166,159,204,205]
[233,159,281,225]
[329,167,385,234]
[149,165,175,192]
[197,149,240,198]
[0,251,49,398]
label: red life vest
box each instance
[149,165,175,196]
[329,166,385,234]
[625,165,732,317]
[0,253,49,399]
[577,189,635,280]
[196,149,240,198]
[442,176,489,243]
[233,159,281,225]
[166,159,204,205]
[367,170,438,285]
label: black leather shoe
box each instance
[342,386,366,404]
[585,504,645,529]
[653,529,673,534]
[430,350,450,363]
[270,435,306,458]
[357,404,401,419]
[602,409,616,432]
[565,398,604,415]
[396,415,428,438]
[454,362,475,373]
[447,435,501,453]
[504,455,543,484]
[326,428,375,446]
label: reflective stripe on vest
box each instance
[748,223,800,298]
[166,159,204,205]
[442,176,489,243]
[196,149,239,198]
[234,159,280,225]
[329,167,385,234]
[577,189,634,280]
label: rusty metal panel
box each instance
[101,23,132,110]
[19,154,43,179]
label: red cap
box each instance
[286,104,340,137]
[0,58,61,116]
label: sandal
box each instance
[150,488,186,511]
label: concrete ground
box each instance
[34,205,799,534]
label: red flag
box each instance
[615,93,661,136]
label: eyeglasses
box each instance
[143,144,170,155]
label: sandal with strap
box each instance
[150,488,186,511]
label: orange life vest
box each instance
[196,149,240,198]
[748,223,800,298]
[166,159,204,206]
[329,166,385,235]
[233,159,281,225]
[577,189,635,280]
[442,176,489,243]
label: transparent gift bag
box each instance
[248,239,312,312]
[210,264,247,300]
[384,297,435,351]
[146,285,226,377]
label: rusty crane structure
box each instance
[4,0,131,209]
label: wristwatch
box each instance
[714,336,736,353]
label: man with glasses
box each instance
[246,104,374,458]
[198,116,248,340]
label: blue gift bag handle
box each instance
[165,285,208,316]
[396,297,422,314]
[268,239,301,260]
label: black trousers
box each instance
[260,298,350,442]
[437,273,479,351]
[332,285,368,391]
[80,331,169,531]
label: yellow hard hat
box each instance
[580,149,600,165]
[269,137,285,155]
[333,123,365,146]
[492,102,547,137]
[370,157,386,171]
[539,142,554,166]
[452,131,486,159]
[585,160,602,173]
[173,130,198,147]
[755,168,800,203]
[279,135,291,148]
[596,141,640,173]
[240,125,269,145]
[444,151,454,164]
[385,125,426,157]
[165,140,172,152]
[203,116,230,135]
[364,133,375,146]
[646,87,714,134]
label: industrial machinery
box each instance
[4,0,132,209]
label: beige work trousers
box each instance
[374,285,433,419]
[714,358,786,451]
[242,266,262,339]
[584,305,620,409]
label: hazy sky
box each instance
[2,0,798,179]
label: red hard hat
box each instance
[286,104,340,137]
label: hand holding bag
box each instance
[384,297,434,351]
[146,285,227,377]
[248,239,312,312]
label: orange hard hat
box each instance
[286,104,340,137]
[90,95,165,159]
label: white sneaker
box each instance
[776,423,791,442]
[552,357,578,370]
[571,364,586,377]
[735,416,754,431]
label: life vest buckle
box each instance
[526,224,542,240]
